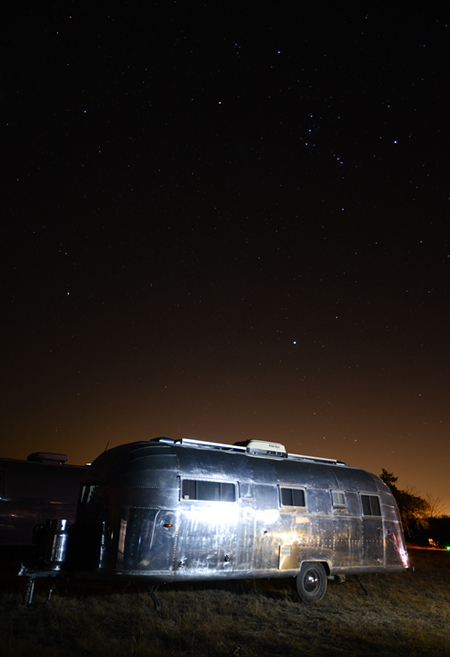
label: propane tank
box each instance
[40,519,69,570]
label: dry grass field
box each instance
[0,547,449,657]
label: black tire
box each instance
[294,562,327,603]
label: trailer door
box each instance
[277,486,310,571]
[360,494,384,567]
[252,484,280,572]
[176,479,238,574]
[235,482,255,572]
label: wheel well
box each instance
[321,561,331,576]
[299,560,331,576]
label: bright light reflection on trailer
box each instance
[253,509,280,524]
[399,544,409,568]
[184,502,240,527]
[276,528,310,546]
[118,518,127,562]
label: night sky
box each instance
[3,5,450,513]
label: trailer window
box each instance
[332,491,346,508]
[78,484,108,519]
[181,479,236,502]
[280,487,305,507]
[361,494,381,516]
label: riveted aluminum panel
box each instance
[68,439,409,583]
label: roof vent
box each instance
[234,440,287,457]
[27,452,68,465]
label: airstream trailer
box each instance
[0,453,87,545]
[62,437,409,603]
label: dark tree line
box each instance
[381,470,450,547]
[380,469,435,537]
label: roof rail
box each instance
[178,438,246,452]
[172,437,344,464]
[179,438,287,458]
[149,437,176,445]
[288,452,345,465]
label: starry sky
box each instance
[3,4,450,513]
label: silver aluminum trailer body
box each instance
[66,438,409,601]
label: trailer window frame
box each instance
[239,482,253,499]
[78,484,109,520]
[331,490,347,508]
[360,494,381,517]
[279,486,306,508]
[180,478,237,503]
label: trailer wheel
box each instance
[295,562,327,603]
